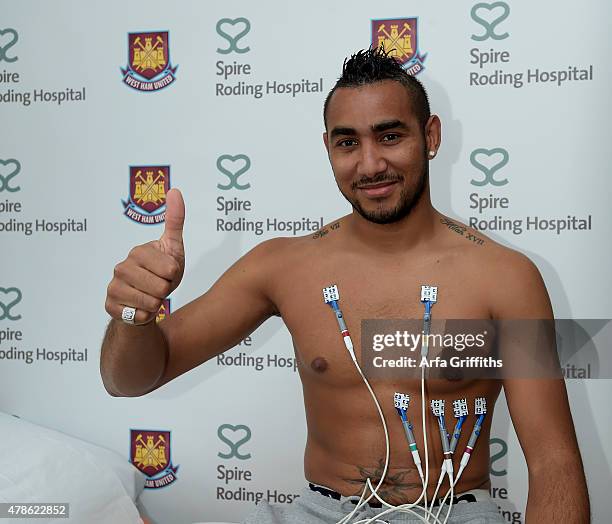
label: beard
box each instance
[340,160,428,225]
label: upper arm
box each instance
[152,238,287,389]
[493,251,580,472]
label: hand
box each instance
[105,188,186,325]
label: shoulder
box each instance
[236,236,301,274]
[237,217,343,271]
[232,218,348,291]
[484,243,550,319]
[249,216,346,250]
[437,214,552,318]
[438,214,538,274]
[262,216,348,256]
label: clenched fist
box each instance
[105,188,185,325]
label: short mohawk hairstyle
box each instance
[323,46,431,129]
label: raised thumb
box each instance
[161,188,185,244]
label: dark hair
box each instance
[323,46,431,129]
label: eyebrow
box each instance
[329,126,356,139]
[329,120,408,139]
[372,120,408,133]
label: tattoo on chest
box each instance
[312,221,341,240]
[440,217,485,246]
[344,459,422,503]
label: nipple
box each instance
[311,357,328,373]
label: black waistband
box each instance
[308,482,383,508]
[308,482,482,509]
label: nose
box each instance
[356,141,388,179]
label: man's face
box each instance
[324,80,432,224]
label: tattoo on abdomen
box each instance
[344,459,422,503]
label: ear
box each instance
[424,115,442,157]
[323,131,330,156]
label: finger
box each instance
[105,300,157,325]
[107,279,163,314]
[120,264,173,299]
[161,188,185,244]
[127,243,182,282]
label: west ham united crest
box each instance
[121,31,177,91]
[130,430,179,489]
[372,18,427,75]
[123,166,170,224]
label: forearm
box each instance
[100,319,169,397]
[525,457,590,524]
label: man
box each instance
[101,48,589,523]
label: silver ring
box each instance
[121,306,137,324]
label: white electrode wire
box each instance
[428,456,455,516]
[434,464,467,523]
[333,299,450,524]
[351,364,444,524]
[436,407,486,521]
[353,485,446,524]
[337,343,441,524]
[454,464,466,485]
[439,481,455,524]
[434,469,459,524]
[335,343,390,524]
[421,363,430,521]
[352,497,446,524]
[427,466,446,516]
[353,476,444,524]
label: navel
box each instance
[311,357,328,373]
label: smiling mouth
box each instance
[358,181,397,189]
[357,181,399,198]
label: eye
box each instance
[337,138,358,147]
[381,133,400,142]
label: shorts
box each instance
[242,484,507,523]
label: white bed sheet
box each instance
[0,412,145,524]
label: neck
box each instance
[346,187,438,254]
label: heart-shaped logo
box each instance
[471,2,510,41]
[470,148,509,187]
[217,154,251,190]
[217,423,252,460]
[0,287,22,321]
[0,159,21,192]
[216,18,251,54]
[0,28,19,62]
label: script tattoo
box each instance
[344,459,422,504]
[440,217,485,246]
[312,221,341,240]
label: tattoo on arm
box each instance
[440,217,485,246]
[312,221,341,240]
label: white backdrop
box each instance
[1,1,611,523]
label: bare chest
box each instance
[271,253,493,388]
